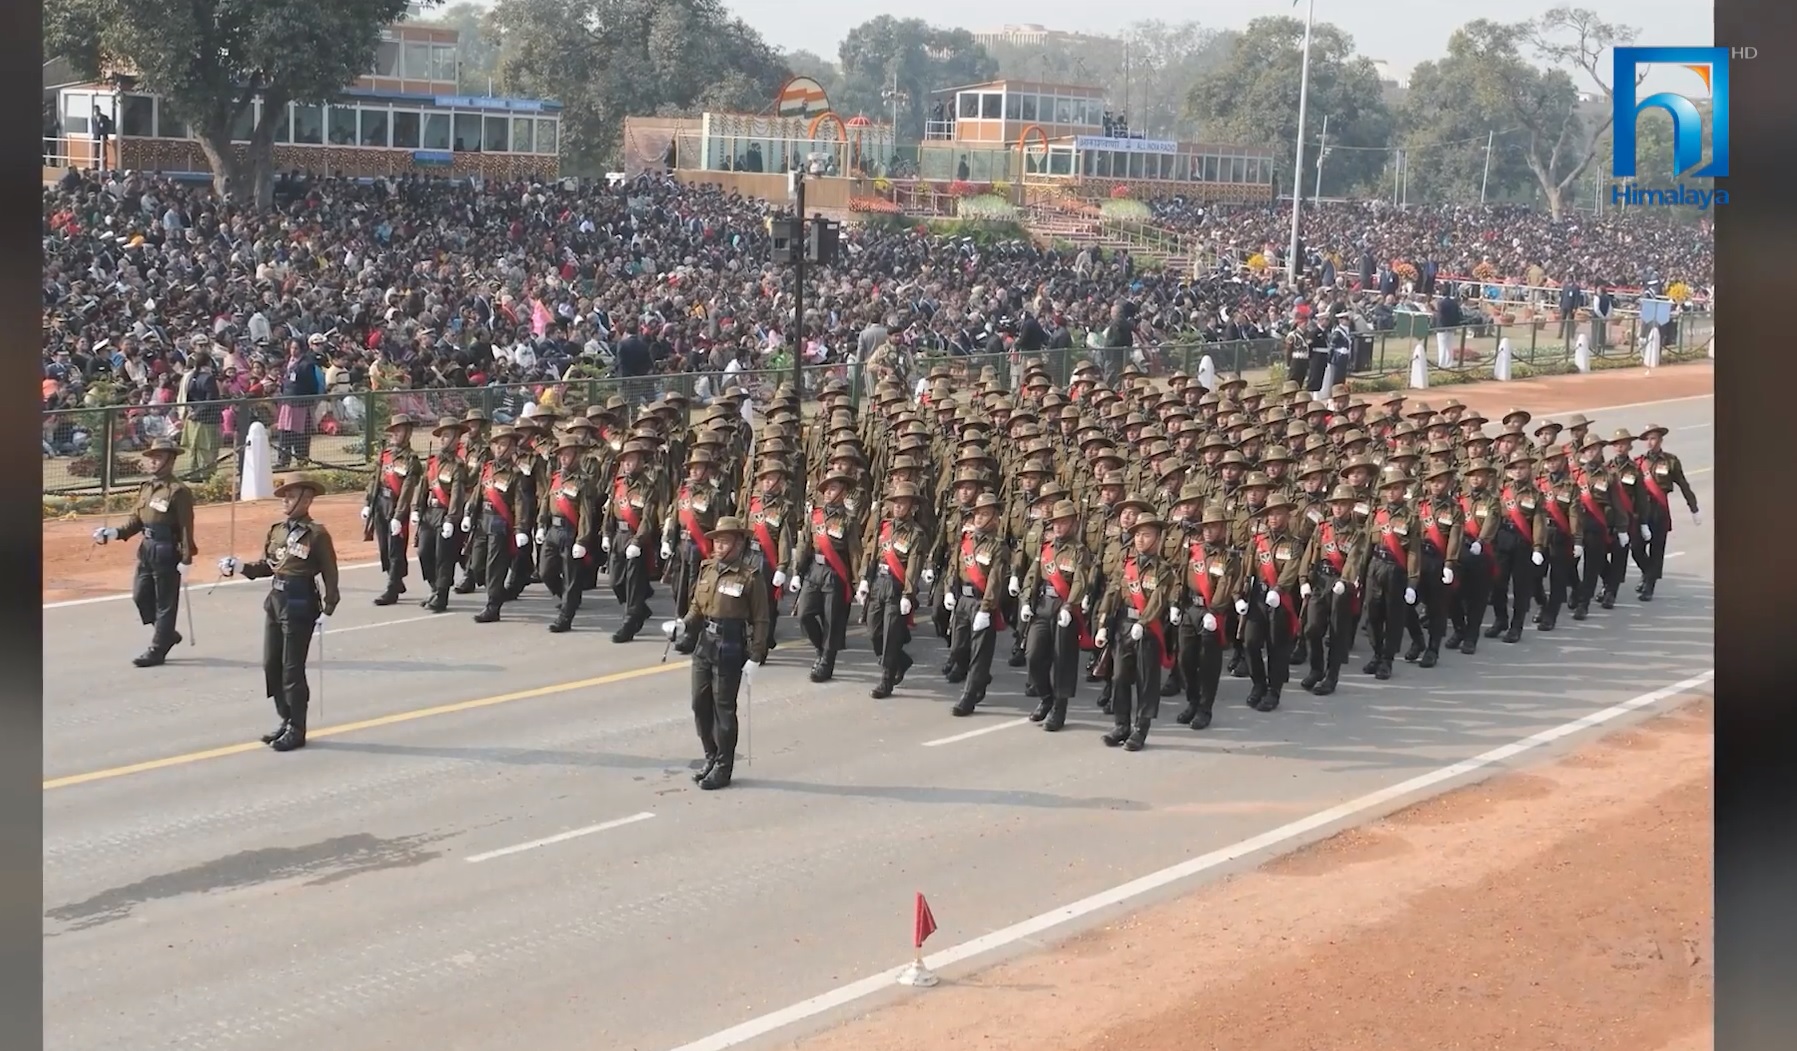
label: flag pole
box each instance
[1286,0,1318,288]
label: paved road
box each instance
[42,396,1715,1051]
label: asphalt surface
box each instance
[42,395,1715,1051]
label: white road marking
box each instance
[323,614,440,636]
[464,811,657,864]
[662,669,1715,1051]
[921,717,1032,747]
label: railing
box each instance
[43,135,105,171]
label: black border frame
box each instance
[1713,1,1797,1048]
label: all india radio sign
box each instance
[1072,136,1179,155]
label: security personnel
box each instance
[1489,451,1548,643]
[1411,463,1464,665]
[215,473,342,753]
[1631,423,1702,601]
[945,492,1009,716]
[602,438,663,642]
[414,418,468,613]
[661,447,725,619]
[1241,496,1303,710]
[1447,459,1501,653]
[792,470,861,682]
[1571,435,1624,620]
[1018,498,1093,731]
[1175,502,1243,727]
[1095,513,1172,750]
[537,436,599,633]
[467,427,534,624]
[1298,485,1369,695]
[363,414,422,606]
[863,481,928,699]
[1363,464,1421,680]
[93,437,196,666]
[743,459,798,644]
[663,516,771,792]
[1534,443,1584,632]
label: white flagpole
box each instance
[1286,0,1317,287]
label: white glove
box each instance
[1572,543,1584,560]
[442,522,455,539]
[572,543,587,560]
[1443,566,1455,585]
[315,613,330,634]
[1234,598,1249,615]
[1201,612,1218,632]
[1404,587,1417,605]
[661,619,680,640]
[1264,588,1282,609]
[1057,608,1072,628]
[1007,575,1020,596]
[602,534,612,553]
[922,568,935,585]
[516,532,532,550]
[1469,540,1482,556]
[856,580,870,603]
[788,577,802,594]
[744,659,761,685]
[1300,581,1313,598]
[534,527,546,545]
[176,562,188,577]
[460,516,473,533]
[1692,511,1703,526]
[409,511,420,526]
[625,542,642,559]
[1640,524,1651,541]
[973,610,991,632]
[93,526,117,544]
[1094,628,1108,648]
[1332,580,1346,596]
[772,569,788,588]
[390,518,403,537]
[1019,603,1034,622]
[1531,550,1545,567]
[1616,531,1628,547]
[660,540,673,560]
[1129,622,1144,641]
[360,506,371,522]
[900,596,914,616]
[944,589,957,610]
[1168,606,1182,625]
[217,556,238,577]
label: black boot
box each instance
[427,593,449,613]
[1502,626,1523,643]
[611,623,639,643]
[1007,647,1027,668]
[1175,702,1198,725]
[1312,669,1338,696]
[1600,589,1616,610]
[1029,696,1053,722]
[1639,579,1656,602]
[453,580,478,594]
[1482,622,1504,639]
[1404,638,1425,663]
[1024,681,1041,698]
[1539,609,1558,631]
[1190,701,1214,730]
[944,663,968,684]
[1444,629,1463,651]
[871,673,896,699]
[132,644,169,668]
[810,652,837,683]
[1101,724,1131,747]
[261,718,290,745]
[1290,640,1309,667]
[374,584,400,607]
[548,617,573,634]
[1043,697,1069,732]
[1374,659,1392,681]
[1096,683,1113,715]
[1254,687,1281,713]
[1363,657,1381,675]
[1245,683,1266,708]
[270,708,308,752]
[1460,636,1478,655]
[691,754,718,784]
[893,652,913,685]
[950,687,981,716]
[698,763,734,790]
[1419,646,1439,669]
[473,605,501,624]
[1124,721,1149,751]
[1571,602,1588,621]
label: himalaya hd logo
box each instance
[1611,46,1742,209]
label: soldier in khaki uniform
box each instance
[1363,464,1421,680]
[537,436,600,633]
[467,427,535,625]
[1018,499,1093,731]
[1489,451,1548,644]
[363,414,422,606]
[1448,459,1501,652]
[1175,502,1244,728]
[414,418,468,613]
[1571,434,1626,619]
[1240,496,1304,710]
[454,410,494,594]
[661,447,726,619]
[1534,443,1585,632]
[1631,423,1703,601]
[1410,463,1464,665]
[1094,513,1173,750]
[664,516,771,792]
[602,438,663,642]
[1298,485,1370,695]
[93,437,197,666]
[863,481,928,699]
[945,492,1010,716]
[792,470,862,683]
[216,473,342,753]
[743,459,797,645]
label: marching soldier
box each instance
[602,438,663,642]
[743,459,798,645]
[864,481,928,698]
[1363,464,1421,680]
[363,414,421,606]
[1240,495,1303,711]
[1298,485,1369,695]
[1095,513,1173,750]
[215,473,341,753]
[92,437,196,666]
[1447,459,1501,653]
[945,492,1009,716]
[454,410,494,594]
[928,471,985,644]
[1571,436,1625,620]
[1411,463,1464,665]
[1603,428,1644,606]
[1489,451,1548,644]
[467,427,534,624]
[1631,423,1702,601]
[663,516,771,792]
[537,436,599,633]
[1018,498,1094,731]
[1175,501,1243,727]
[415,418,468,613]
[1535,443,1584,632]
[793,470,861,682]
[662,447,725,619]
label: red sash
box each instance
[1610,461,1637,518]
[877,522,916,627]
[611,475,657,572]
[1254,535,1301,636]
[677,487,714,560]
[749,497,782,580]
[1458,496,1480,540]
[811,507,855,605]
[1501,487,1534,539]
[1374,509,1409,566]
[481,465,517,551]
[1123,557,1174,669]
[1315,524,1364,615]
[380,449,404,497]
[428,457,452,511]
[1636,455,1674,529]
[1423,509,1449,557]
[550,477,594,565]
[1576,473,1608,545]
[1186,541,1229,642]
[959,532,1007,632]
[1043,542,1094,648]
[1542,484,1574,538]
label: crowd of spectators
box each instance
[43,165,1714,479]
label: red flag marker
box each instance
[913,892,937,949]
[898,892,941,988]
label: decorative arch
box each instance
[1015,123,1052,179]
[808,111,849,143]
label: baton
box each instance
[316,621,326,723]
[743,665,753,767]
[183,578,196,645]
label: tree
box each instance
[836,17,997,141]
[1452,8,1641,218]
[1396,54,1535,205]
[416,1,501,94]
[44,0,418,206]
[488,0,789,170]
[1183,17,1394,197]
